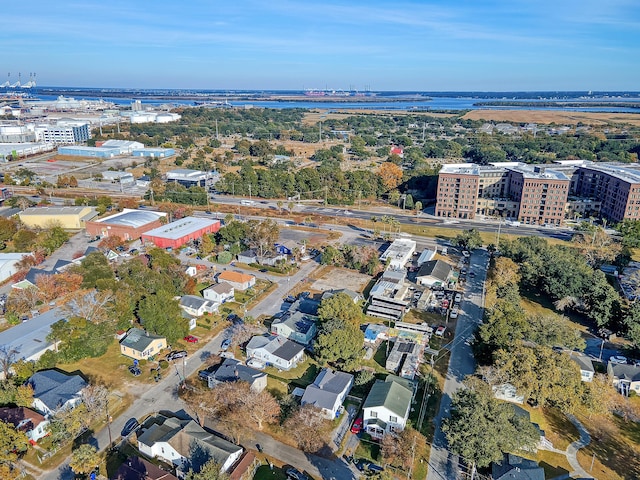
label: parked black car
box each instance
[285,468,309,480]
[121,418,139,436]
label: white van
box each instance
[240,200,255,206]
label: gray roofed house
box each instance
[492,453,545,480]
[237,249,258,264]
[569,351,595,382]
[320,289,363,304]
[137,414,243,474]
[607,362,640,396]
[362,375,414,439]
[206,358,267,392]
[28,370,87,417]
[416,259,452,287]
[179,295,218,317]
[270,310,317,346]
[120,328,167,360]
[301,368,354,419]
[113,455,178,480]
[246,335,305,371]
[202,282,235,304]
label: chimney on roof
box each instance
[234,368,238,377]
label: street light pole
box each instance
[105,400,112,447]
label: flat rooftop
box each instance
[143,216,219,240]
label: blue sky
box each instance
[3,0,639,91]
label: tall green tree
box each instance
[314,318,364,369]
[137,290,188,343]
[442,384,539,470]
[0,420,29,471]
[317,292,363,324]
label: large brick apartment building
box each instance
[435,160,640,225]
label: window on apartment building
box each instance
[371,411,378,418]
[389,415,398,423]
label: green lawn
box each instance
[253,465,288,480]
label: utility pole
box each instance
[248,184,252,201]
[105,400,113,447]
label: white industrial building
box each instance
[379,238,417,269]
[0,143,55,161]
[166,169,213,188]
[97,139,144,154]
[101,171,135,184]
[35,120,90,144]
[0,125,36,143]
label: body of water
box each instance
[24,88,640,113]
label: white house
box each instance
[203,282,235,304]
[301,368,354,419]
[28,370,87,417]
[246,335,305,371]
[0,407,50,443]
[137,414,243,474]
[362,375,413,439]
[178,295,218,317]
[569,351,595,383]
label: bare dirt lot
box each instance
[310,266,371,294]
[461,109,640,126]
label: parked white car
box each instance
[450,308,459,319]
[609,355,628,365]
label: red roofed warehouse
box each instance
[141,216,220,249]
[85,209,167,240]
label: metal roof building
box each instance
[19,206,98,229]
[141,216,220,249]
[85,208,167,240]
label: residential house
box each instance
[0,407,49,443]
[416,259,452,287]
[28,370,87,417]
[246,335,305,371]
[385,340,424,380]
[608,363,640,396]
[492,454,545,480]
[362,375,414,439]
[179,295,218,317]
[217,271,256,291]
[492,383,524,404]
[137,414,243,474]
[120,328,167,361]
[202,282,235,304]
[416,248,436,266]
[271,310,317,346]
[512,405,552,450]
[301,368,354,419]
[12,259,73,290]
[113,456,178,480]
[185,266,197,277]
[206,358,267,392]
[569,351,595,382]
[237,250,258,265]
[320,289,363,305]
[257,252,287,267]
[275,240,305,256]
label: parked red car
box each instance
[351,417,363,434]
[184,335,199,343]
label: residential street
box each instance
[426,249,490,480]
[37,259,323,480]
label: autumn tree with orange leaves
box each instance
[378,162,403,191]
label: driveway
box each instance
[426,249,490,480]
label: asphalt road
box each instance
[426,249,490,480]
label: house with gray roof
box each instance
[320,289,363,304]
[301,368,354,419]
[205,358,267,392]
[270,310,317,346]
[179,295,218,317]
[28,369,87,417]
[202,282,235,304]
[569,351,595,382]
[362,375,414,439]
[137,413,243,474]
[120,328,167,361]
[416,259,452,287]
[608,362,640,396]
[246,335,305,371]
[492,453,545,480]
